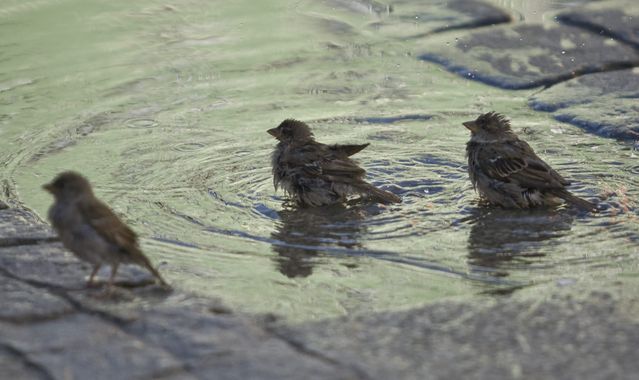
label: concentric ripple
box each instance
[2,0,638,321]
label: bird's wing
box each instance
[328,143,369,157]
[477,140,569,190]
[78,198,139,250]
[285,142,366,182]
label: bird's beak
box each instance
[463,120,479,132]
[42,183,54,193]
[267,127,280,139]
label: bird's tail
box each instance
[145,262,170,288]
[361,183,402,204]
[132,248,170,287]
[556,190,597,212]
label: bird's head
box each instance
[43,171,94,200]
[463,112,515,141]
[267,119,314,143]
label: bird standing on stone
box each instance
[268,119,401,207]
[463,112,596,211]
[43,171,168,289]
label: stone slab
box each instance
[369,0,511,39]
[1,203,639,379]
[0,314,183,380]
[0,272,74,323]
[529,68,639,139]
[0,208,56,246]
[558,1,639,49]
[0,208,165,288]
[273,292,639,380]
[0,243,88,289]
[0,346,47,380]
[127,304,356,380]
[419,23,639,89]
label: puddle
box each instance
[1,0,637,321]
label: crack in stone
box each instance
[0,343,55,380]
[409,16,513,39]
[420,53,639,90]
[538,62,639,90]
[261,322,372,380]
[558,14,639,51]
[0,267,192,376]
[0,237,59,248]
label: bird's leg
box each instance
[86,264,101,287]
[107,263,120,294]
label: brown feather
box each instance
[329,143,370,156]
[78,197,168,285]
[465,112,594,211]
[270,120,400,206]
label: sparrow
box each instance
[268,119,401,207]
[463,112,596,211]
[43,171,168,289]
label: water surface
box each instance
[1,0,637,321]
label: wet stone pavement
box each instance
[406,0,639,139]
[2,0,639,378]
[2,207,639,379]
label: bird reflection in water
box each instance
[271,204,367,278]
[467,206,575,277]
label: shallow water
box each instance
[1,0,637,321]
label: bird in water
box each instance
[463,112,596,211]
[268,119,401,207]
[43,171,169,290]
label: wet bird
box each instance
[43,171,168,289]
[463,112,596,211]
[268,119,401,207]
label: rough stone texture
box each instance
[0,233,165,290]
[530,68,639,139]
[0,346,48,380]
[127,305,357,380]
[407,0,639,140]
[0,206,357,379]
[419,23,639,89]
[558,1,639,49]
[0,272,73,322]
[0,315,183,380]
[0,207,56,246]
[0,241,157,291]
[273,292,639,380]
[369,0,511,39]
[0,242,91,289]
[1,205,638,378]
